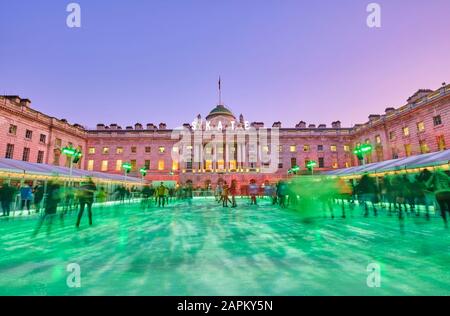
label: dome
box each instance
[206,104,236,120]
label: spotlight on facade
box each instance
[306,160,317,175]
[353,144,373,165]
[122,162,132,174]
[139,167,148,177]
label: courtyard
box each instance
[0,198,449,296]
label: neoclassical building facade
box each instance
[1,82,449,186]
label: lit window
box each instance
[419,141,429,154]
[88,147,96,154]
[87,160,94,171]
[159,147,165,153]
[158,160,165,170]
[437,135,446,151]
[131,160,137,171]
[303,145,310,152]
[278,145,283,152]
[229,160,237,170]
[101,160,108,171]
[115,160,122,171]
[217,160,225,170]
[332,162,338,169]
[403,127,410,137]
[330,145,337,152]
[417,122,425,132]
[172,146,179,153]
[375,135,381,144]
[172,160,179,171]
[290,145,297,153]
[262,145,269,153]
[205,160,213,170]
[404,144,412,157]
[102,147,109,154]
[116,147,124,154]
[344,145,350,152]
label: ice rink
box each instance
[0,198,449,296]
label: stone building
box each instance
[1,82,449,187]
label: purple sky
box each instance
[1,0,450,129]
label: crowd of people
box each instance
[0,168,449,234]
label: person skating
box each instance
[33,184,45,214]
[249,180,258,205]
[156,182,167,207]
[76,178,97,228]
[19,183,33,216]
[33,180,62,237]
[230,180,238,208]
[426,170,450,227]
[222,182,232,207]
[0,183,16,217]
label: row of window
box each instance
[87,159,177,172]
[387,116,443,141]
[88,144,350,156]
[288,157,348,170]
[286,144,350,153]
[5,144,45,163]
[88,146,170,155]
[8,124,47,143]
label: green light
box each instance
[306,161,317,168]
[62,147,77,156]
[122,162,132,173]
[353,144,373,160]
[140,167,148,176]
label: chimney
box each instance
[272,121,281,128]
[331,121,341,128]
[318,124,327,129]
[308,124,316,129]
[126,126,133,130]
[20,98,31,108]
[385,107,395,115]
[295,121,307,128]
[96,124,105,130]
[146,123,156,130]
[110,124,118,130]
[159,123,167,130]
[368,114,381,122]
[135,123,143,130]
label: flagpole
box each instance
[218,76,222,105]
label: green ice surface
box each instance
[0,198,449,296]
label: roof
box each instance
[324,150,450,176]
[0,158,142,183]
[206,104,236,120]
